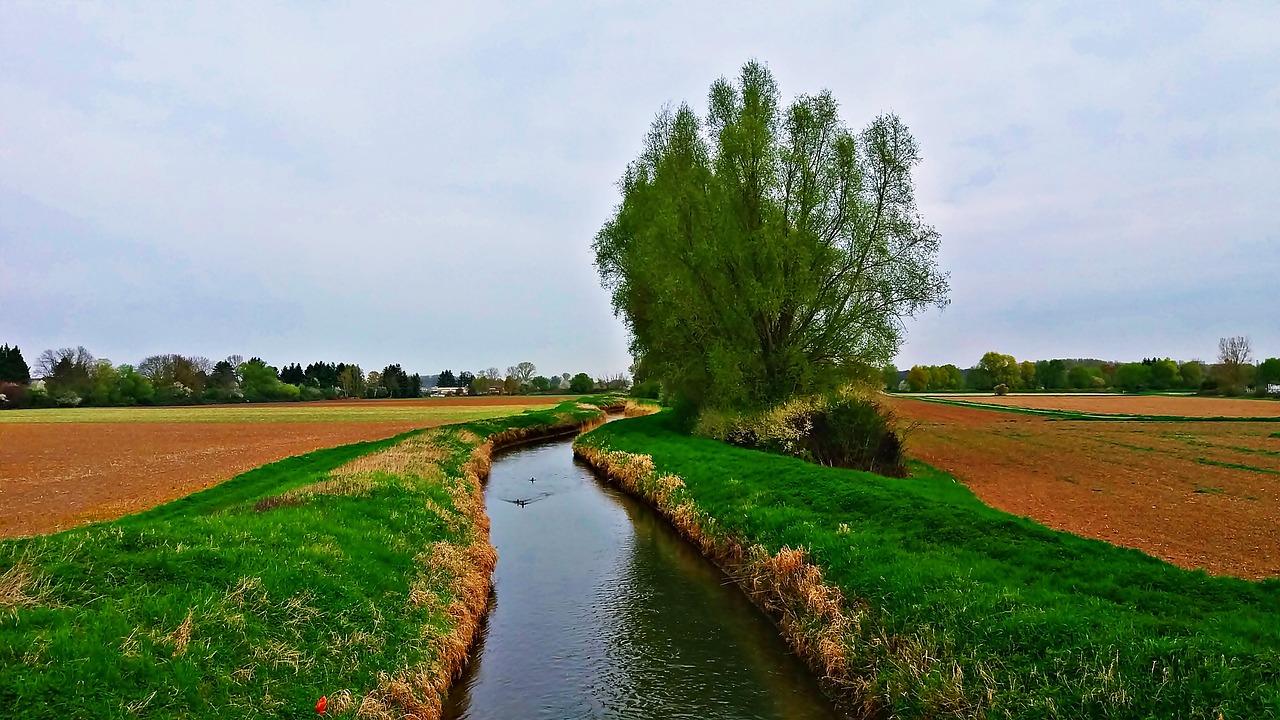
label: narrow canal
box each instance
[441,429,842,720]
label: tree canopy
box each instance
[0,345,31,384]
[594,61,948,410]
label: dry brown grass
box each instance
[330,430,454,479]
[0,561,46,609]
[170,609,194,657]
[623,400,661,418]
[253,477,382,512]
[574,442,979,718]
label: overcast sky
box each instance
[2,3,1277,377]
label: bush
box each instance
[569,372,595,394]
[806,394,906,476]
[631,379,662,400]
[695,392,906,477]
[993,383,1009,396]
[53,392,83,408]
[299,385,325,401]
[0,381,27,409]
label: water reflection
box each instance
[442,439,840,720]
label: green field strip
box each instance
[1196,458,1280,476]
[908,394,1280,422]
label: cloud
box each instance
[1,2,1277,378]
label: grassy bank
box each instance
[0,398,616,719]
[575,412,1280,718]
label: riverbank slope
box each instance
[575,411,1280,718]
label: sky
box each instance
[2,2,1277,378]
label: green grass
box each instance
[1271,432,1280,439]
[0,398,614,718]
[0,399,567,424]
[578,412,1280,718]
[1196,458,1280,476]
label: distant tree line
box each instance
[884,337,1279,397]
[0,344,635,409]
[0,344,427,409]
[432,363,626,396]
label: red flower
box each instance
[315,696,328,715]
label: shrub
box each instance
[806,393,906,476]
[993,383,1009,396]
[299,385,324,401]
[53,392,83,407]
[569,373,595,394]
[631,379,662,400]
[695,392,906,477]
[0,381,27,409]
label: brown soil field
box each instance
[0,421,435,538]
[925,393,1280,418]
[885,396,1280,580]
[0,397,574,538]
[250,395,576,408]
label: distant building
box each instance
[430,386,467,397]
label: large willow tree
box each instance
[594,61,949,409]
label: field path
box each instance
[886,397,1280,579]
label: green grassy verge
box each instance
[577,412,1280,718]
[914,395,1280,422]
[0,398,615,718]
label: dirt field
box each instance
[919,393,1280,418]
[0,395,572,423]
[0,398,567,538]
[886,396,1280,580]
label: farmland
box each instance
[0,399,616,719]
[914,392,1280,419]
[885,396,1280,579]
[0,397,567,538]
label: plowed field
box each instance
[920,393,1280,418]
[886,396,1280,579]
[0,398,564,538]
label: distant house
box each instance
[430,386,467,397]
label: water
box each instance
[442,433,842,720]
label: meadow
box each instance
[0,398,561,538]
[0,399,615,719]
[576,411,1280,717]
